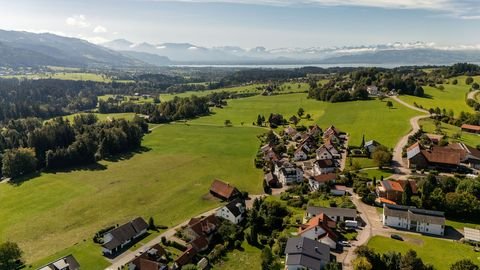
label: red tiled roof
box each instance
[381,180,404,192]
[377,197,397,205]
[421,148,461,165]
[397,180,418,194]
[175,246,197,267]
[311,173,337,183]
[462,124,480,131]
[332,185,347,191]
[210,179,239,200]
[299,214,338,241]
[188,214,219,238]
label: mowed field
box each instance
[367,235,480,270]
[419,118,480,147]
[189,93,419,147]
[398,76,480,117]
[0,124,264,267]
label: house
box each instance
[184,214,220,252]
[367,85,379,96]
[313,159,337,175]
[407,142,463,170]
[294,147,309,161]
[298,214,338,249]
[376,180,418,203]
[264,172,279,188]
[274,161,303,185]
[38,255,80,270]
[330,185,347,196]
[308,173,337,191]
[316,145,341,160]
[308,125,323,137]
[127,244,168,270]
[461,124,480,134]
[209,179,240,201]
[216,198,246,224]
[284,237,331,270]
[284,126,298,138]
[425,134,444,145]
[299,135,317,151]
[174,246,197,269]
[375,197,397,206]
[364,140,381,153]
[301,161,315,177]
[305,206,357,222]
[447,142,480,169]
[102,217,149,255]
[382,204,445,236]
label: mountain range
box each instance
[1,29,480,68]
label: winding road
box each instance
[467,90,480,101]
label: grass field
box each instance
[398,76,480,117]
[212,241,262,270]
[0,124,264,267]
[98,94,156,104]
[189,94,419,148]
[367,234,480,269]
[419,118,480,147]
[0,72,133,83]
[357,168,394,179]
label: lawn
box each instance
[0,72,133,83]
[346,157,377,170]
[357,168,393,180]
[367,234,480,270]
[62,112,137,122]
[419,118,480,147]
[189,94,419,148]
[212,241,262,270]
[446,219,480,231]
[398,75,480,117]
[0,124,264,267]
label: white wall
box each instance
[383,214,408,229]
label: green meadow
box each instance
[398,76,480,117]
[367,234,480,270]
[419,118,480,147]
[0,72,133,83]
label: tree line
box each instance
[0,114,147,179]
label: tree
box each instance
[450,259,480,270]
[400,250,426,270]
[148,217,156,230]
[372,147,392,168]
[297,107,305,117]
[289,115,299,126]
[306,114,311,120]
[353,257,372,270]
[1,148,37,178]
[261,246,273,270]
[257,114,264,126]
[0,241,23,270]
[472,82,480,90]
[382,251,401,270]
[182,264,198,270]
[386,101,393,109]
[325,262,343,270]
[452,79,458,85]
[466,77,474,85]
[224,119,232,127]
[402,181,413,206]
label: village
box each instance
[36,120,480,270]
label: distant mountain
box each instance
[103,39,480,66]
[119,51,172,66]
[0,30,145,68]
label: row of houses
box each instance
[407,141,480,170]
[382,204,446,236]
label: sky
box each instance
[0,0,479,49]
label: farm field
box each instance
[0,124,264,267]
[398,75,480,117]
[419,118,480,147]
[189,93,419,147]
[367,234,480,270]
[0,72,132,83]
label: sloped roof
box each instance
[306,206,357,219]
[175,246,197,267]
[461,124,480,131]
[397,180,418,194]
[421,148,461,165]
[380,180,404,192]
[210,179,239,200]
[103,217,148,251]
[311,173,337,184]
[285,237,330,270]
[299,214,338,241]
[37,254,80,270]
[407,142,421,159]
[315,159,336,168]
[223,198,246,217]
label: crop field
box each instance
[398,76,480,117]
[367,234,480,270]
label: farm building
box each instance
[209,179,240,201]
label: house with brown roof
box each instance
[264,172,279,188]
[382,204,445,236]
[313,159,337,175]
[462,124,480,134]
[376,180,418,203]
[102,217,149,256]
[127,244,168,270]
[184,214,220,252]
[308,173,337,191]
[298,214,338,249]
[308,125,323,137]
[173,246,197,269]
[209,179,240,201]
[407,142,463,170]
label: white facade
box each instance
[216,204,245,224]
[294,149,308,161]
[382,208,445,236]
[308,178,323,191]
[313,164,336,175]
[279,168,303,185]
[382,214,409,230]
[316,147,333,160]
[300,228,336,249]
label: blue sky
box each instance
[0,0,479,48]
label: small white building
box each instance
[216,198,246,224]
[382,204,445,236]
[367,85,379,96]
[364,140,381,153]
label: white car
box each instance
[339,241,351,246]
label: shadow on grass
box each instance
[103,146,152,162]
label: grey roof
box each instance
[224,198,245,217]
[103,217,148,251]
[383,204,445,225]
[307,206,357,218]
[37,254,80,270]
[365,140,380,147]
[285,237,330,270]
[407,144,421,159]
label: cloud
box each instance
[66,14,90,28]
[146,0,480,19]
[93,25,107,33]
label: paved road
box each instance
[105,207,220,270]
[390,96,430,176]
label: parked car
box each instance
[339,241,351,247]
[391,234,403,241]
